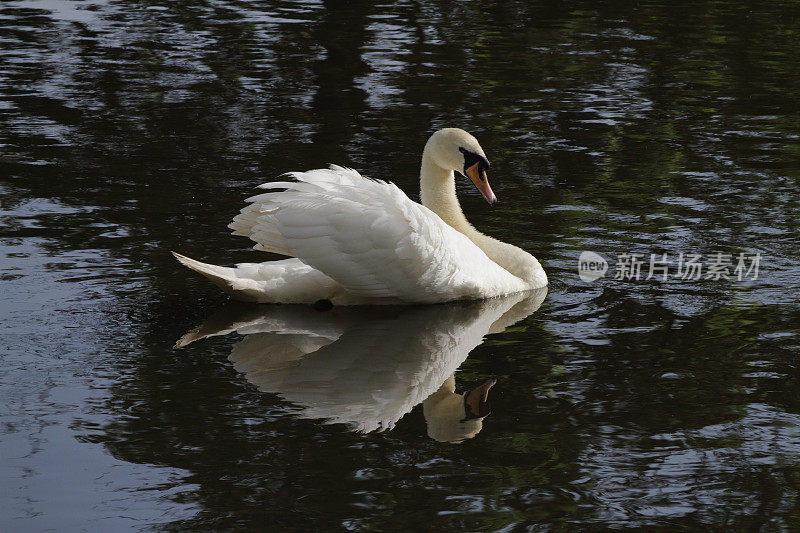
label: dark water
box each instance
[3,0,800,529]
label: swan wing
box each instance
[229,166,519,302]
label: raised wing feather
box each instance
[229,166,517,303]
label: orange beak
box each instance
[465,162,497,205]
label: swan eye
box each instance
[458,147,490,176]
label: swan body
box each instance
[174,128,547,304]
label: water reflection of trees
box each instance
[5,0,800,261]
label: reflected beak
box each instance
[465,163,497,206]
[463,378,497,420]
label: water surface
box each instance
[2,0,800,529]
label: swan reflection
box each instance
[177,288,546,442]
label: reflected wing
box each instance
[228,166,517,303]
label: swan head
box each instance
[425,128,496,205]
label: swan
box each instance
[173,128,547,304]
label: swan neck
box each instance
[419,155,473,234]
[418,145,546,288]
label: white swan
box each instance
[173,128,547,304]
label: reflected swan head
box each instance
[424,128,495,205]
[423,376,497,444]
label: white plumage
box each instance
[174,128,547,304]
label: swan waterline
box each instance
[174,128,547,305]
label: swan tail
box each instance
[172,252,235,289]
[172,252,339,304]
[172,251,259,301]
